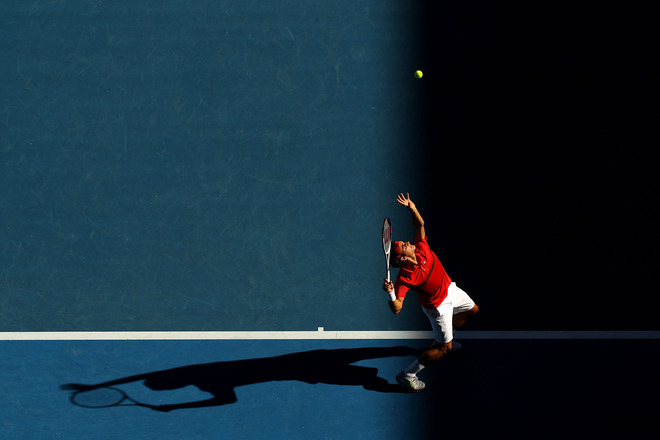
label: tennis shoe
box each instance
[396,372,425,392]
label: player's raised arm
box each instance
[396,193,425,239]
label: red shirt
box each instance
[394,234,451,309]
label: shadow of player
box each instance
[61,346,419,411]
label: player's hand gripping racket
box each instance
[382,218,392,282]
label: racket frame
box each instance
[382,218,392,282]
[70,386,136,408]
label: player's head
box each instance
[390,240,415,267]
[390,241,403,267]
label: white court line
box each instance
[0,330,658,340]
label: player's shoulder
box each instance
[414,234,430,250]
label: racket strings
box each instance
[382,220,392,282]
[72,387,126,408]
[382,219,392,250]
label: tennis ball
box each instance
[414,70,423,79]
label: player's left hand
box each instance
[382,279,394,293]
[397,193,414,210]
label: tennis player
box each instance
[382,193,479,392]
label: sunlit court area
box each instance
[1,1,657,439]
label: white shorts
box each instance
[422,282,475,344]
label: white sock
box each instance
[403,360,425,377]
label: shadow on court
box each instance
[420,339,658,438]
[61,346,419,411]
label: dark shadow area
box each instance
[421,339,658,438]
[61,346,420,412]
[417,2,659,331]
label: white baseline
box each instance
[1,330,659,341]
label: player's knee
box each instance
[431,341,452,357]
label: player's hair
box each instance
[390,241,403,268]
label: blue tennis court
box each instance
[3,337,658,439]
[1,1,657,439]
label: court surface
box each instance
[2,336,658,439]
[2,1,657,439]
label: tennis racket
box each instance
[65,385,146,409]
[382,218,392,282]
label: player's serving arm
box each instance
[383,193,424,314]
[381,193,479,392]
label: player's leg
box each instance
[396,303,452,391]
[418,340,453,364]
[453,304,479,330]
[450,283,478,330]
[420,300,454,362]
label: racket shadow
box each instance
[61,346,420,412]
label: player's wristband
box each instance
[387,291,396,302]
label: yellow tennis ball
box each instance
[414,70,423,79]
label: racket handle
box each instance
[385,271,395,301]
